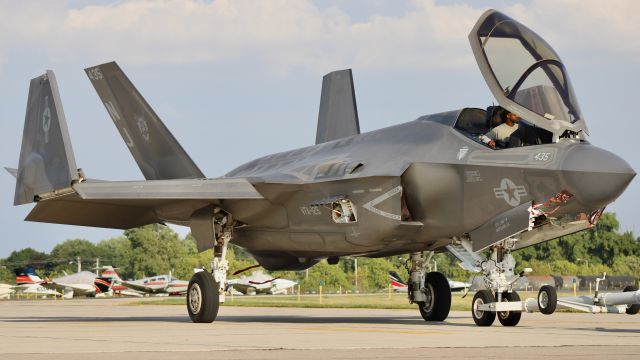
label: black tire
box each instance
[497,291,522,326]
[538,285,557,315]
[623,285,640,315]
[418,272,452,322]
[187,271,219,323]
[472,290,496,326]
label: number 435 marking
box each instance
[534,152,552,161]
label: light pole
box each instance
[354,258,358,293]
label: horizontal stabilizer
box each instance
[25,193,158,229]
[85,62,205,180]
[316,69,360,144]
[14,71,79,205]
[74,178,263,200]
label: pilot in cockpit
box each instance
[480,110,520,149]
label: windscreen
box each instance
[478,15,583,123]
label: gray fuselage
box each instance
[221,109,634,270]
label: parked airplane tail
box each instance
[13,71,80,205]
[99,266,122,281]
[93,277,114,294]
[84,62,205,180]
[15,267,44,285]
[389,271,408,289]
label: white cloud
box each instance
[504,0,640,58]
[0,0,638,74]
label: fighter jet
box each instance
[7,10,635,325]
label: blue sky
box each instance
[1,0,638,257]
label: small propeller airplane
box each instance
[7,9,636,325]
[225,271,297,295]
[117,272,189,296]
[389,271,470,292]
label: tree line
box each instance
[1,213,638,292]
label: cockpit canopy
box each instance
[469,10,588,137]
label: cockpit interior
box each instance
[454,106,553,149]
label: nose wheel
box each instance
[497,291,521,326]
[472,290,496,326]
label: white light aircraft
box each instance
[119,273,189,295]
[226,271,297,295]
[389,271,470,292]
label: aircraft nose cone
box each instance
[562,145,635,208]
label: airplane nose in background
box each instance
[562,145,636,209]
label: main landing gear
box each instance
[187,211,233,323]
[407,252,452,322]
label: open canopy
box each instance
[469,10,588,137]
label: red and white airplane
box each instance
[14,268,61,297]
[94,266,143,297]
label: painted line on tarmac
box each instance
[299,326,445,335]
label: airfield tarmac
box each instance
[0,298,639,359]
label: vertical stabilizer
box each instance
[84,62,205,180]
[14,71,79,205]
[315,69,360,144]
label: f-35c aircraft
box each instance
[8,10,635,326]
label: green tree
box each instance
[125,224,188,279]
[4,248,51,271]
[96,236,134,279]
[0,266,13,284]
[300,260,349,292]
[50,239,100,275]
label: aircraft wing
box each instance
[118,281,164,294]
[118,289,145,297]
[228,283,259,295]
[74,178,262,201]
[41,281,95,296]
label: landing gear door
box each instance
[469,10,588,138]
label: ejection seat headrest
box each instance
[485,106,506,129]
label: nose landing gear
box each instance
[465,237,536,327]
